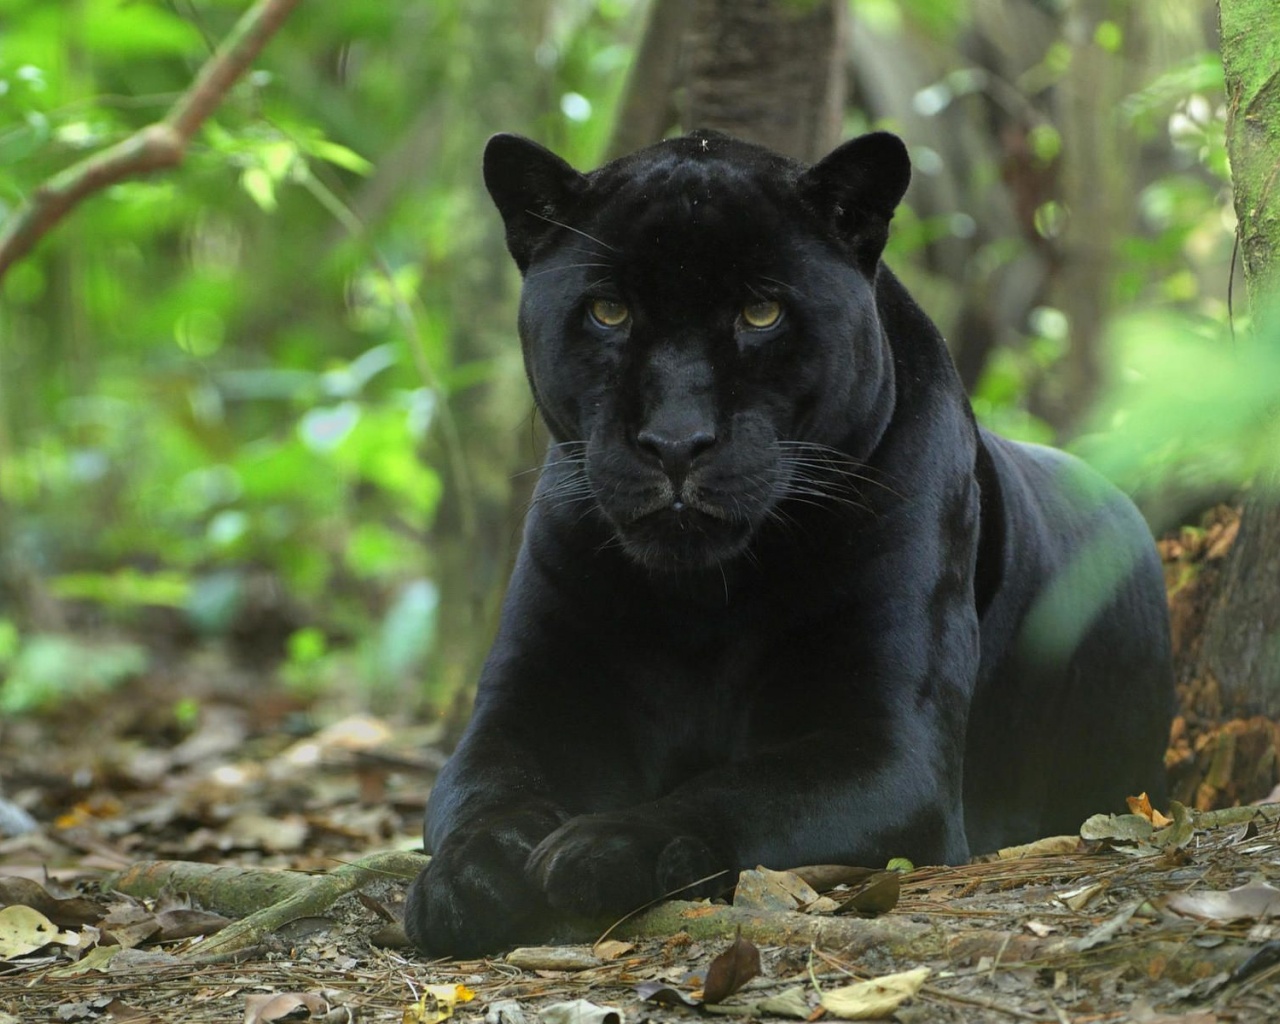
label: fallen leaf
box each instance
[790,865,880,891]
[1075,900,1140,951]
[538,1000,623,1024]
[484,999,528,1024]
[703,931,761,1004]
[634,981,700,1008]
[819,966,930,1020]
[978,835,1081,861]
[1056,881,1106,912]
[1150,801,1194,851]
[734,867,820,912]
[754,986,812,1019]
[245,992,329,1024]
[1080,813,1154,844]
[47,945,121,976]
[833,871,900,916]
[153,907,231,941]
[591,939,634,960]
[1166,882,1280,923]
[0,904,80,958]
[103,999,161,1023]
[0,877,103,927]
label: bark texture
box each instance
[1196,0,1280,714]
[606,0,690,160]
[683,0,845,162]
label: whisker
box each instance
[526,262,614,279]
[525,210,618,253]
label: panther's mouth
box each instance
[615,500,755,571]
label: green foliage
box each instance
[0,0,640,713]
[0,0,1256,715]
[0,630,148,714]
[1075,310,1280,505]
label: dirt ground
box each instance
[2,506,1278,1023]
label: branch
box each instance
[0,0,304,283]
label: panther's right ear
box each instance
[799,132,911,272]
[483,134,587,273]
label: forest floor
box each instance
[2,505,1279,1024]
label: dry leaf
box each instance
[819,966,930,1020]
[733,867,820,912]
[754,986,811,1019]
[979,835,1080,861]
[485,999,528,1024]
[538,1000,623,1024]
[634,982,700,1008]
[0,877,103,927]
[1056,881,1106,911]
[834,871,900,916]
[592,939,634,961]
[790,865,880,891]
[403,984,476,1024]
[0,904,80,959]
[244,992,329,1024]
[1166,883,1280,923]
[1080,813,1154,843]
[703,931,761,1004]
[1126,793,1172,829]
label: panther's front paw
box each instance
[404,806,563,958]
[527,813,726,918]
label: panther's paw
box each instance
[527,812,726,918]
[404,805,563,958]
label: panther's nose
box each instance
[636,427,716,483]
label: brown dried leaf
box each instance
[153,907,231,941]
[591,939,634,960]
[733,867,818,912]
[635,981,701,1007]
[790,865,880,891]
[834,871,900,916]
[0,877,103,927]
[245,992,329,1024]
[702,931,761,1004]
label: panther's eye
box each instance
[741,300,783,330]
[588,298,630,328]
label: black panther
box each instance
[403,130,1173,957]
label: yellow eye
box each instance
[742,300,782,329]
[589,298,629,328]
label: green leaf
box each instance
[240,167,278,212]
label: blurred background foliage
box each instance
[0,0,1269,721]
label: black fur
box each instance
[403,131,1173,957]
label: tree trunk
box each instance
[605,0,689,160]
[682,0,845,162]
[1195,0,1280,714]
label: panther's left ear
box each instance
[799,132,911,267]
[484,133,588,273]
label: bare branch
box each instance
[0,0,304,283]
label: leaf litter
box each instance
[3,546,1280,1023]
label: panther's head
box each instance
[485,130,911,571]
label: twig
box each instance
[185,849,426,961]
[0,0,304,282]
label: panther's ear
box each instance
[483,134,587,273]
[799,132,911,269]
